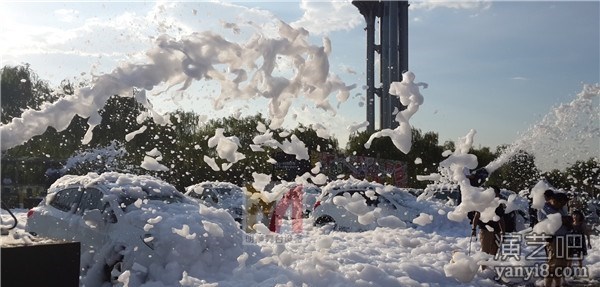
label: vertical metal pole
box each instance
[387,1,399,129]
[379,1,390,130]
[365,9,376,133]
[397,0,409,115]
[354,0,409,132]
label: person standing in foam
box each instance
[537,192,571,287]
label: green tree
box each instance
[406,129,444,188]
[470,146,496,169]
[90,95,146,148]
[492,151,540,192]
[345,130,374,157]
[291,124,340,155]
[442,140,455,153]
[183,114,280,187]
[1,67,86,186]
[1,72,87,160]
[1,64,58,124]
[541,169,568,190]
[345,128,447,188]
[564,158,600,199]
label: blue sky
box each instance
[1,0,598,153]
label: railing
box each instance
[0,200,18,235]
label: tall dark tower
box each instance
[353,0,409,131]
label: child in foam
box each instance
[471,186,506,266]
[538,192,571,287]
[568,209,592,268]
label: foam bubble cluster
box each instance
[0,21,353,151]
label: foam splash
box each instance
[364,71,428,154]
[486,84,600,173]
[0,21,353,152]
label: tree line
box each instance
[1,64,598,200]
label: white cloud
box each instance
[2,5,180,59]
[2,14,135,57]
[54,9,80,23]
[291,0,363,35]
[1,24,79,56]
[410,0,492,11]
[511,76,529,81]
[1,2,293,60]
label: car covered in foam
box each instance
[311,178,421,232]
[266,181,321,218]
[26,172,252,286]
[184,181,245,224]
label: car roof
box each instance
[48,172,182,199]
[322,178,383,194]
[320,179,418,202]
[184,181,242,195]
[267,181,320,191]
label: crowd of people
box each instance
[536,189,593,287]
[464,168,594,286]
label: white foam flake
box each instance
[172,224,197,239]
[347,121,369,134]
[365,71,427,154]
[125,126,148,142]
[203,156,220,171]
[208,128,246,164]
[145,148,162,158]
[202,221,224,237]
[140,155,169,172]
[412,213,433,226]
[444,252,479,283]
[252,172,272,191]
[280,135,309,160]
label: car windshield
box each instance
[213,187,238,196]
[117,189,186,211]
[305,188,320,194]
[334,189,380,206]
